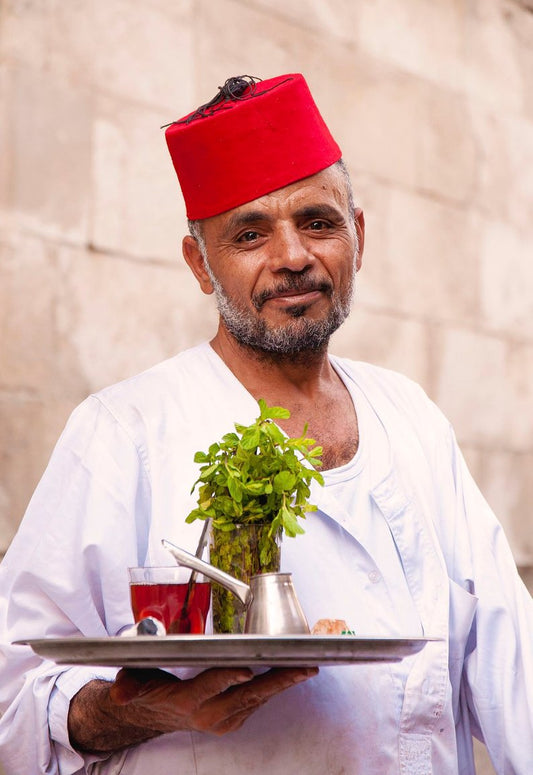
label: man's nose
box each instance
[269,225,313,273]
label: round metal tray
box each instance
[16,634,436,668]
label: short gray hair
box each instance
[335,158,356,218]
[187,217,207,257]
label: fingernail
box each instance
[293,669,318,683]
[235,671,253,683]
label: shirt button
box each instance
[368,570,381,583]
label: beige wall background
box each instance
[1,1,532,772]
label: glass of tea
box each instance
[128,566,211,634]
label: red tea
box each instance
[130,581,210,634]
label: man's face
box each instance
[185,164,364,357]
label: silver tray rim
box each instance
[15,634,441,668]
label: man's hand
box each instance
[68,665,318,754]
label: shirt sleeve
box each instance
[0,396,152,775]
[449,432,533,774]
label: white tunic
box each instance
[0,342,531,775]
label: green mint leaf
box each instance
[185,399,323,538]
[199,463,219,480]
[241,427,261,450]
[227,476,243,503]
[222,432,240,445]
[259,398,291,421]
[280,503,305,537]
[263,422,285,446]
[273,470,297,493]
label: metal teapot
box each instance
[162,539,309,635]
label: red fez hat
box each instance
[164,74,342,220]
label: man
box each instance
[0,73,531,775]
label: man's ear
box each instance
[354,208,365,272]
[182,235,214,295]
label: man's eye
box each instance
[237,230,260,243]
[307,220,330,231]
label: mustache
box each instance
[253,275,333,310]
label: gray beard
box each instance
[204,260,355,357]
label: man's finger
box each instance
[192,667,318,730]
[110,666,255,708]
[225,666,319,709]
[243,666,319,695]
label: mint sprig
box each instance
[186,399,324,537]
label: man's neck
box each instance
[210,326,334,401]
[210,325,359,470]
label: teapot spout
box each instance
[162,539,252,607]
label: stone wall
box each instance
[1,2,532,771]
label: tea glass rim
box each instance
[128,566,208,583]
